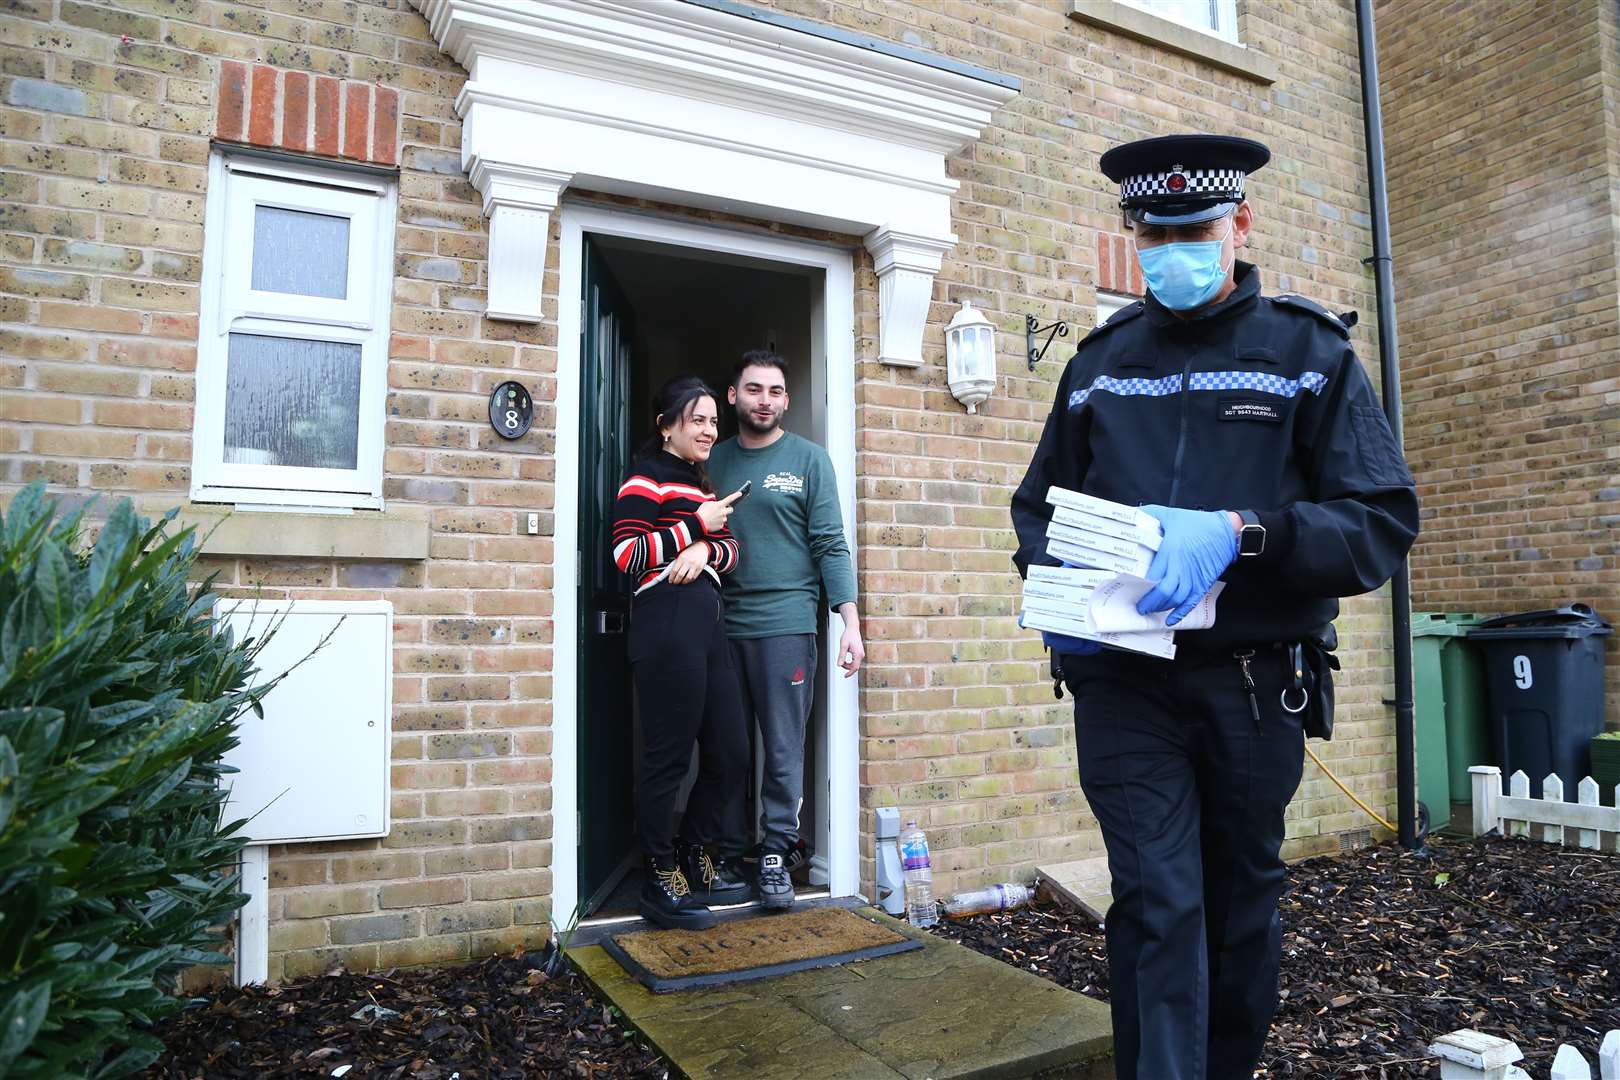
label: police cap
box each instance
[1099,134,1270,226]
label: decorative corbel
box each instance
[864,226,956,368]
[467,158,573,323]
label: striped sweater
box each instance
[611,451,740,591]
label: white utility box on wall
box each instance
[215,599,393,844]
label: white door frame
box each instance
[553,202,859,918]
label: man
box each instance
[1011,134,1419,1080]
[708,350,863,911]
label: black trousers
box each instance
[1063,645,1306,1080]
[628,581,748,864]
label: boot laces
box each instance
[655,864,691,898]
[697,849,719,887]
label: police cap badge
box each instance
[1099,133,1271,226]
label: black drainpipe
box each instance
[1355,0,1419,850]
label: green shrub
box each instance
[0,484,270,1078]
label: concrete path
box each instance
[569,904,1113,1080]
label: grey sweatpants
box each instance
[729,633,817,854]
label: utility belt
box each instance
[1053,629,1340,740]
[1236,635,1340,741]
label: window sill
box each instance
[1068,1,1279,85]
[171,503,430,560]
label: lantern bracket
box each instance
[1026,314,1070,371]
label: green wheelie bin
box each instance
[1411,613,1490,817]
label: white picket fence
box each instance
[1468,765,1620,851]
[1432,767,1620,1077]
[1430,1028,1619,1079]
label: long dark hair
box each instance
[636,374,718,492]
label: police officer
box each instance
[1011,134,1419,1080]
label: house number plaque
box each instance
[489,380,533,440]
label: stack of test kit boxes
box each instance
[1021,486,1175,659]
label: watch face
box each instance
[1239,525,1266,557]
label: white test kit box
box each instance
[1045,486,1163,548]
[1021,605,1177,660]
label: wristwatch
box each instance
[1236,510,1266,557]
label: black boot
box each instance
[678,841,754,906]
[639,857,717,930]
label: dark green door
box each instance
[578,237,637,914]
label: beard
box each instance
[737,407,782,436]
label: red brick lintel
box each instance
[215,60,400,168]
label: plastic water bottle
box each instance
[941,882,1034,919]
[900,820,937,927]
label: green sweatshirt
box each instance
[707,432,857,638]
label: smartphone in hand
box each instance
[732,480,752,502]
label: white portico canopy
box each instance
[413,0,1019,366]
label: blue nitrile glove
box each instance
[1018,609,1102,656]
[1136,505,1238,627]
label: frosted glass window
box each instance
[251,206,350,298]
[193,152,395,506]
[223,333,361,470]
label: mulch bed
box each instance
[931,833,1620,1078]
[142,947,668,1079]
[143,835,1617,1079]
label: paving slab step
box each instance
[570,904,1113,1080]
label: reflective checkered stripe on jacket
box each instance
[1068,370,1329,411]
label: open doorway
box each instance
[572,228,842,920]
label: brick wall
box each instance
[1096,232,1145,298]
[214,60,400,165]
[1378,0,1620,724]
[0,0,555,984]
[1,0,1399,981]
[744,0,1397,874]
[1604,0,1620,285]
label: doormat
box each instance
[602,906,922,992]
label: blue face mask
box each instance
[1135,219,1233,311]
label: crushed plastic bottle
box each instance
[941,882,1034,919]
[899,819,937,927]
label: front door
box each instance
[577,236,637,914]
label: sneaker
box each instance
[757,851,795,911]
[638,858,717,930]
[741,837,810,875]
[679,843,754,906]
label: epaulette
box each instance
[1077,299,1144,347]
[1272,294,1351,337]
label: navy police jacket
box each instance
[1011,262,1420,650]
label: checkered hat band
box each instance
[1068,370,1328,411]
[1120,168,1246,200]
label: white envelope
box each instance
[1086,575,1225,633]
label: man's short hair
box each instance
[732,350,789,387]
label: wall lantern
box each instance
[945,301,997,414]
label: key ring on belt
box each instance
[1280,642,1309,714]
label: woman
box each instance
[611,375,752,929]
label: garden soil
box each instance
[147,835,1617,1078]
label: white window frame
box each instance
[191,151,396,510]
[1117,0,1241,43]
[1098,290,1133,327]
